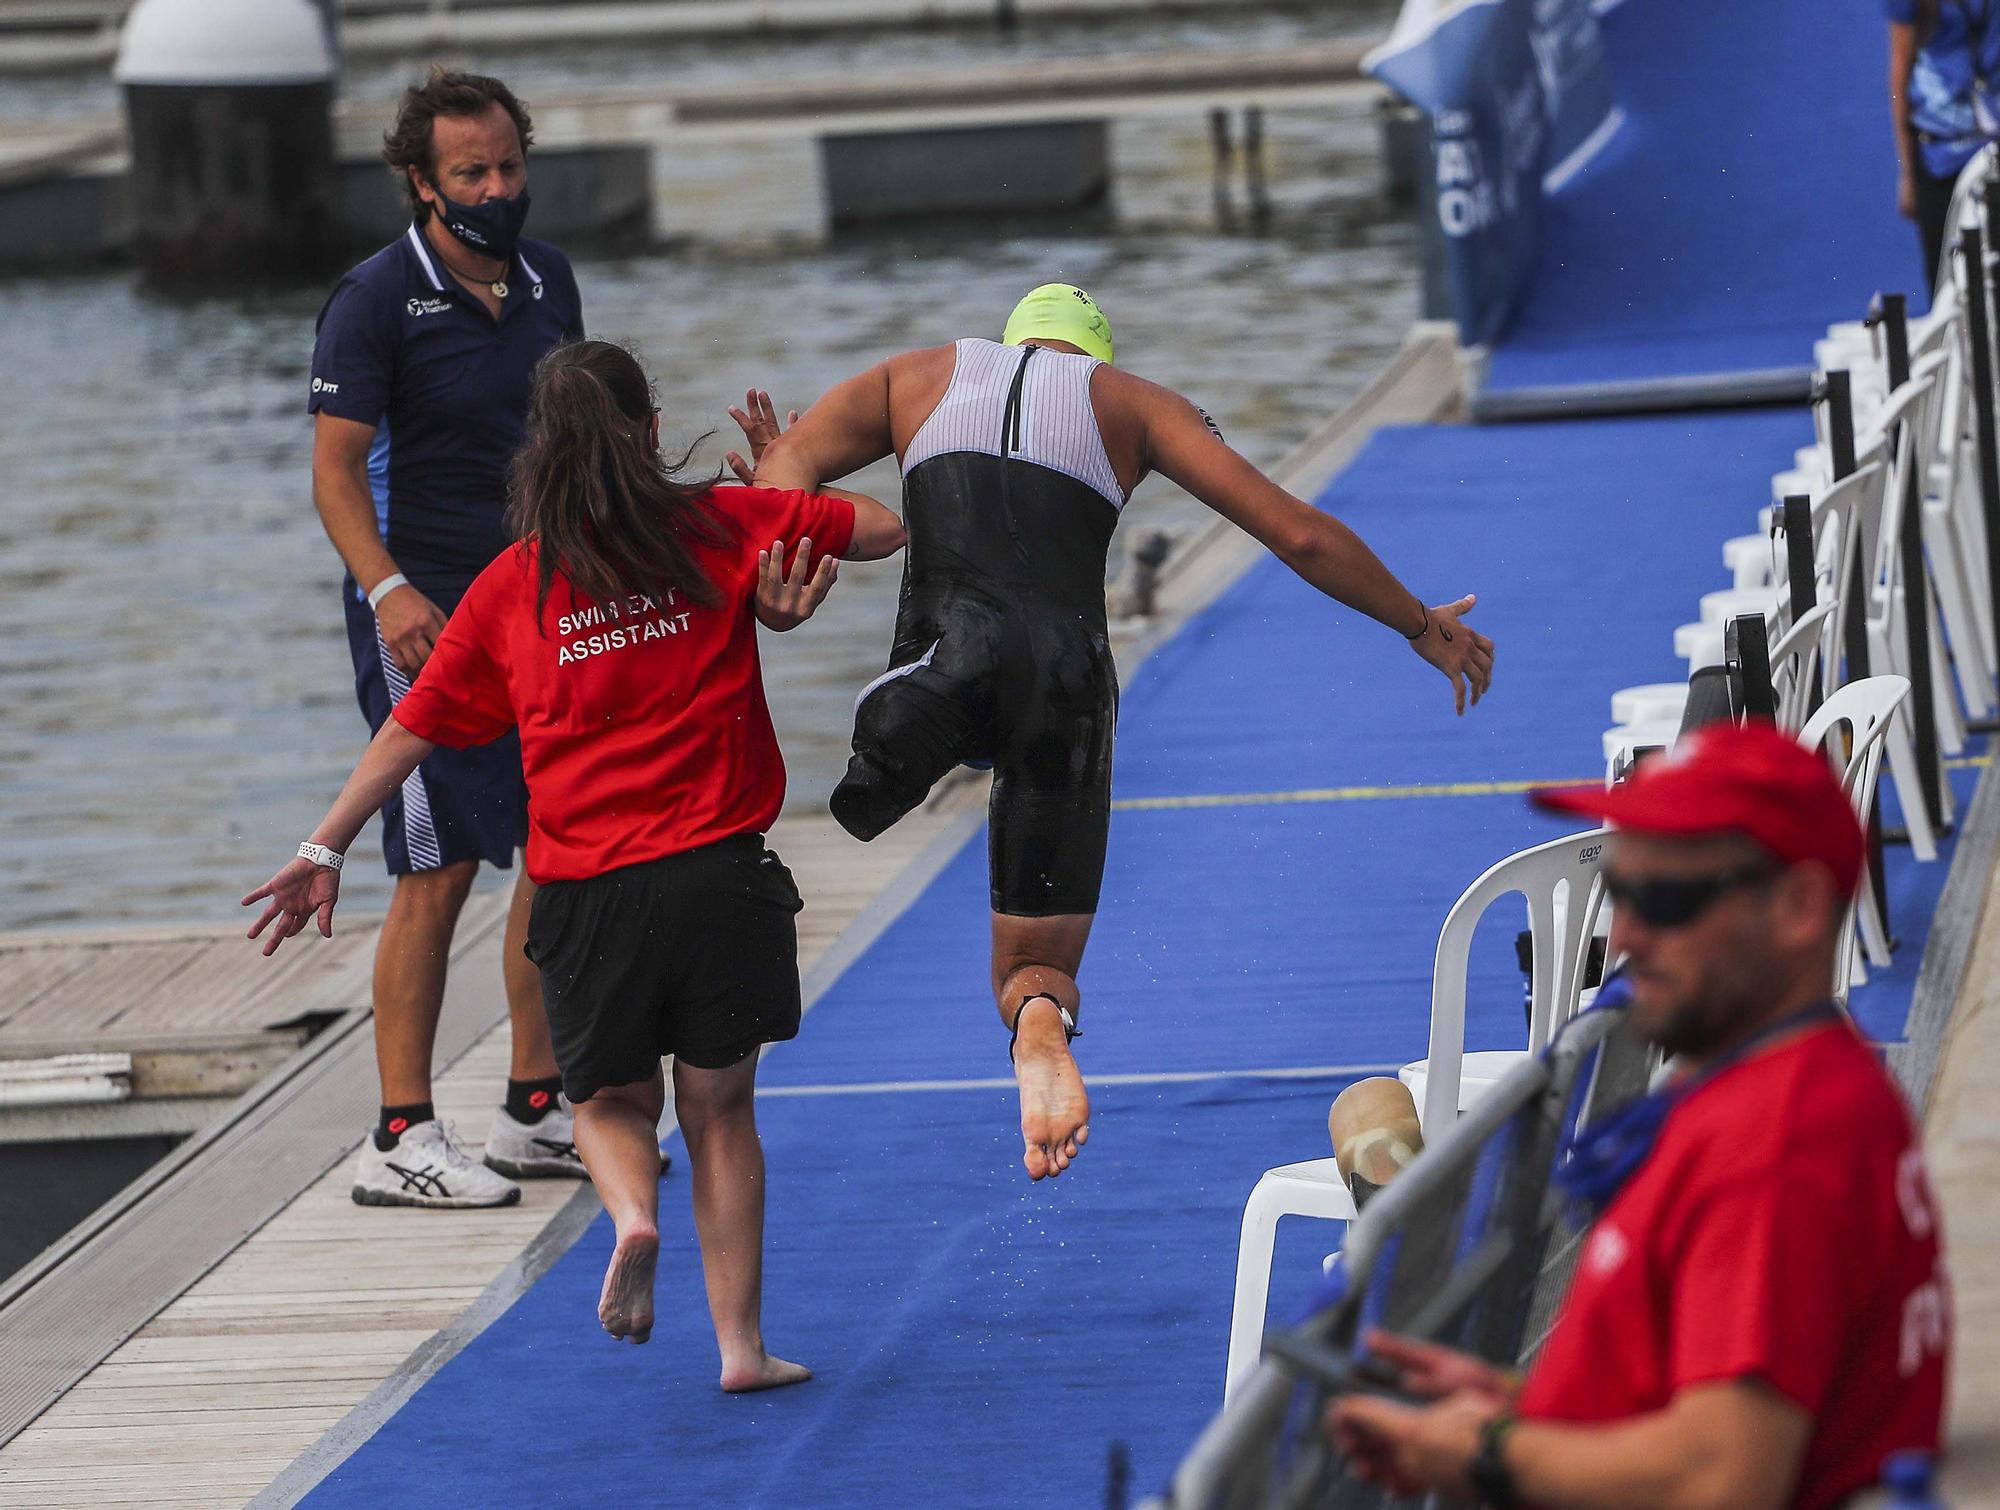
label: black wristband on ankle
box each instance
[1007,992,1080,1062]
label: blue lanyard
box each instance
[1552,984,1843,1216]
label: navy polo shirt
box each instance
[308,224,584,594]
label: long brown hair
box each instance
[506,340,731,626]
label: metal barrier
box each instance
[1144,1007,1653,1510]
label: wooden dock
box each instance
[0,919,381,1142]
[0,330,1460,1503]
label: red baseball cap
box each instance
[1533,720,1865,895]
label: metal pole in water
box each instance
[1243,106,1270,228]
[113,0,341,287]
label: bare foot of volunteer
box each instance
[1014,998,1090,1180]
[599,1224,659,1343]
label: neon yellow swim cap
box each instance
[1001,283,1114,364]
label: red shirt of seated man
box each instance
[1330,720,1949,1510]
[1517,1013,1946,1507]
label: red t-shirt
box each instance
[391,486,855,882]
[1517,1021,1949,1509]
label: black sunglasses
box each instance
[1602,862,1777,928]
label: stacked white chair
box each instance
[1798,676,1914,1005]
[1224,164,1999,1410]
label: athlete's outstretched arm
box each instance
[754,361,898,495]
[727,386,906,569]
[1131,376,1495,714]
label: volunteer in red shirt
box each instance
[246,340,907,1392]
[1327,721,1950,1509]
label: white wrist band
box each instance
[297,841,344,871]
[367,574,409,611]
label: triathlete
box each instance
[248,340,906,1388]
[744,284,1495,1182]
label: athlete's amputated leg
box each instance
[571,1068,666,1343]
[673,1051,811,1392]
[832,612,998,842]
[992,912,1094,1181]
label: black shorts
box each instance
[523,835,805,1101]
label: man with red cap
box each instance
[1326,721,1950,1510]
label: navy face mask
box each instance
[427,182,531,262]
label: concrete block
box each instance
[652,130,826,247]
[821,120,1108,223]
[0,169,121,267]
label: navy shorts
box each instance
[343,582,527,875]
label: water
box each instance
[0,13,1417,931]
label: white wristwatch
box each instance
[297,841,344,871]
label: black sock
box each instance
[505,1075,565,1125]
[374,1102,434,1151]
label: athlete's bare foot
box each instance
[719,1351,814,1393]
[1013,998,1090,1180]
[599,1224,659,1343]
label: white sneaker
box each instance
[484,1100,589,1180]
[351,1118,522,1209]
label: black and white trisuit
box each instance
[831,337,1126,917]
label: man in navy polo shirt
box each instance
[308,67,589,1209]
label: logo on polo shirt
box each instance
[406,295,454,317]
[311,377,338,395]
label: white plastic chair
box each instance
[1698,585,1784,627]
[1609,601,1834,735]
[1221,1158,1358,1403]
[1399,829,1614,1134]
[1220,828,1611,1404]
[1797,675,1912,1005]
[1943,249,1998,668]
[1859,361,1954,847]
[1601,718,1679,779]
[1921,294,1998,716]
[1771,600,1839,730]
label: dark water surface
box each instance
[0,18,1416,930]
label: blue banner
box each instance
[1367,0,1619,346]
[1533,0,1620,185]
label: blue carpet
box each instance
[304,410,1969,1507]
[1484,0,1920,391]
